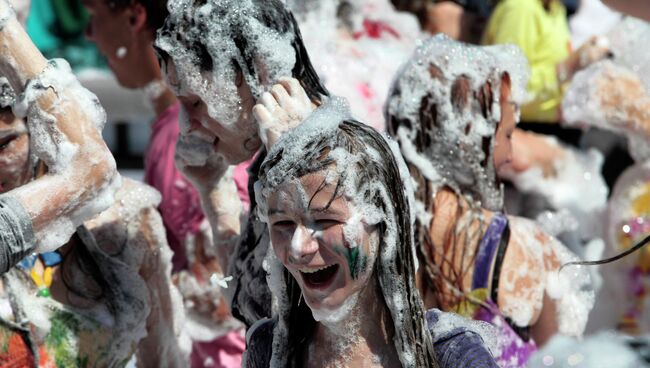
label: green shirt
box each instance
[483,0,570,123]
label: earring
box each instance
[298,292,303,307]
[116,46,127,59]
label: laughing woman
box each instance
[245,100,499,367]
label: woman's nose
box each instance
[289,225,318,262]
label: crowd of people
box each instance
[1,0,650,366]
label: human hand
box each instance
[577,36,612,69]
[507,129,565,177]
[253,77,315,150]
[173,269,233,325]
[559,36,612,83]
[0,7,120,249]
[563,61,650,139]
[175,133,229,191]
[174,228,235,324]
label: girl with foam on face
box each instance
[81,0,248,363]
[385,35,595,366]
[248,98,499,368]
[154,0,330,328]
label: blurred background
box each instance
[21,0,624,183]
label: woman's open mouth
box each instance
[300,264,339,290]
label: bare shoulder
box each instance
[496,216,555,327]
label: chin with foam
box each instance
[309,290,360,324]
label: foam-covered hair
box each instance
[0,77,15,108]
[385,34,529,211]
[255,99,438,367]
[156,0,328,127]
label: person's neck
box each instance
[149,86,177,116]
[430,187,462,251]
[309,278,401,367]
[134,40,178,116]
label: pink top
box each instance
[144,102,251,271]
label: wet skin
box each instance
[82,0,138,87]
[0,112,30,193]
[160,58,261,165]
[266,170,377,313]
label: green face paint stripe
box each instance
[348,247,359,280]
[334,245,368,280]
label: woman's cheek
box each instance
[319,226,347,249]
[270,231,289,262]
[271,226,300,261]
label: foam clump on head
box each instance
[256,97,431,367]
[0,77,14,108]
[255,96,353,221]
[156,0,297,128]
[386,34,529,211]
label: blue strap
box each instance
[472,213,508,290]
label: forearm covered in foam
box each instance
[0,0,119,251]
[198,168,242,271]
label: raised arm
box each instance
[0,0,119,270]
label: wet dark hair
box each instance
[258,119,438,367]
[386,61,510,308]
[156,0,329,103]
[106,0,169,31]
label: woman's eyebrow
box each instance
[309,205,345,216]
[267,209,286,216]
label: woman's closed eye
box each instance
[271,219,296,229]
[0,135,16,150]
[313,218,342,229]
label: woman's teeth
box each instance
[300,264,339,287]
[300,265,335,274]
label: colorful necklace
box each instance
[17,251,63,297]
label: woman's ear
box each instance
[127,3,148,33]
[500,72,512,101]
